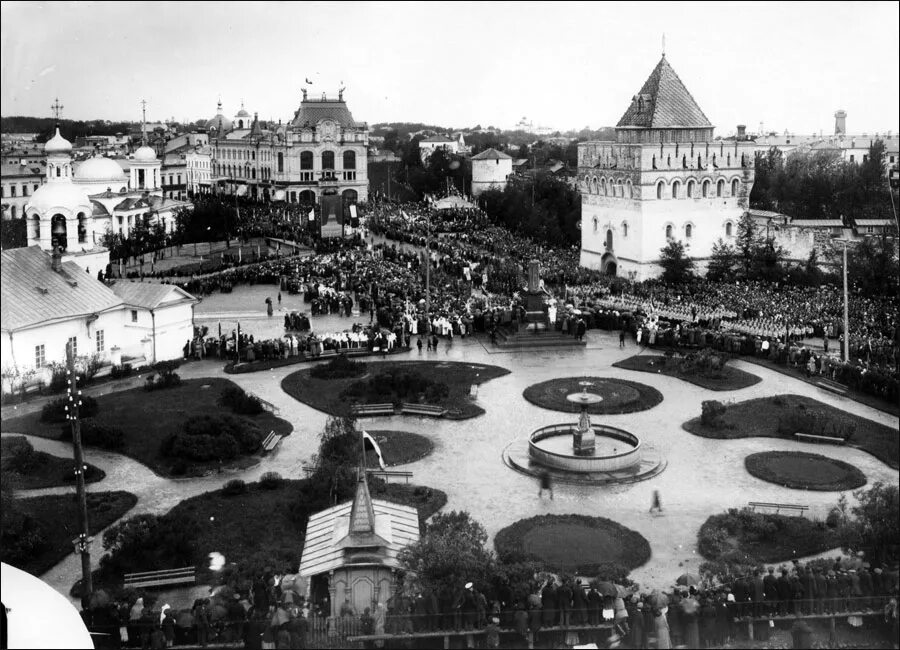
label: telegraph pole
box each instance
[66,341,93,601]
[425,208,432,334]
[842,240,850,363]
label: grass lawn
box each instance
[698,508,840,571]
[494,514,651,578]
[613,354,761,391]
[745,451,867,491]
[365,430,434,466]
[1,436,105,489]
[0,379,293,478]
[113,478,447,584]
[683,394,898,469]
[1,491,137,577]
[282,361,510,420]
[523,376,663,414]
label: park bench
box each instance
[748,501,809,516]
[366,469,413,483]
[262,430,283,453]
[123,566,195,589]
[400,403,447,417]
[351,403,396,417]
[794,432,845,445]
[816,379,848,396]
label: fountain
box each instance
[503,383,666,485]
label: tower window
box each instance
[665,224,673,239]
[685,224,693,239]
[726,222,733,237]
[657,180,665,199]
[671,180,680,199]
[717,179,725,197]
[702,180,710,198]
[686,180,695,198]
[731,179,740,197]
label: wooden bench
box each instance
[400,403,447,417]
[123,567,196,589]
[795,432,845,445]
[816,379,848,396]
[262,430,282,452]
[366,469,413,483]
[748,502,809,516]
[351,403,396,417]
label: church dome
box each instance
[26,182,92,216]
[76,155,126,182]
[44,127,73,154]
[206,114,233,132]
[133,146,157,162]
[236,106,251,118]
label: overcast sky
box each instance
[2,1,898,136]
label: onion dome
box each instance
[205,100,233,132]
[44,127,73,154]
[76,155,126,182]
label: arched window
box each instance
[671,180,680,199]
[277,152,284,172]
[716,179,725,197]
[10,205,16,218]
[657,180,665,199]
[685,223,693,239]
[343,151,356,170]
[77,212,87,243]
[665,224,673,239]
[725,222,733,237]
[300,151,313,170]
[625,180,632,198]
[687,180,694,198]
[741,153,747,167]
[622,222,629,237]
[592,217,598,233]
[682,155,687,169]
[251,168,256,179]
[56,167,61,177]
[727,154,731,166]
[697,155,702,168]
[600,178,607,196]
[732,179,740,196]
[589,177,597,194]
[667,155,671,167]
[702,180,710,198]
[652,155,657,170]
[321,151,335,170]
[606,229,613,250]
[32,214,41,240]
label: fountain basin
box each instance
[529,424,641,473]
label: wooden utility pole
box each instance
[66,341,93,600]
[842,240,850,363]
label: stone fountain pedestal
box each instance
[567,391,602,456]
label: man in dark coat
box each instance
[776,568,793,616]
[751,570,766,618]
[541,582,558,627]
[733,575,750,618]
[814,568,828,615]
[628,601,646,648]
[571,580,587,625]
[764,567,779,615]
[802,567,817,615]
[859,567,874,609]
[587,586,603,625]
[556,580,573,628]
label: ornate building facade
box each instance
[208,90,368,206]
[579,56,756,280]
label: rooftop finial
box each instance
[662,33,666,58]
[51,97,64,122]
[141,99,147,146]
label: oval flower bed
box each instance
[744,451,866,491]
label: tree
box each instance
[845,232,900,297]
[0,216,27,249]
[658,239,695,284]
[706,239,737,282]
[99,512,196,577]
[398,511,495,607]
[310,416,362,506]
[735,211,759,274]
[838,482,899,567]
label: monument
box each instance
[523,259,549,331]
[568,389,601,455]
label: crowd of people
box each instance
[81,557,900,649]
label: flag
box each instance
[362,430,385,470]
[308,208,315,222]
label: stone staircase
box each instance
[493,325,587,350]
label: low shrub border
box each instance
[1,436,105,489]
[523,376,663,414]
[494,514,651,579]
[613,353,761,391]
[683,394,897,469]
[744,451,867,491]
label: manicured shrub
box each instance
[110,363,133,380]
[310,354,367,380]
[144,360,182,391]
[161,414,261,462]
[3,437,38,473]
[341,369,449,405]
[223,479,248,496]
[219,386,264,416]
[259,472,282,490]
[679,348,729,377]
[41,395,100,423]
[59,419,124,450]
[701,400,727,427]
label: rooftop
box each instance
[617,56,712,130]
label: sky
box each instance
[1,1,898,136]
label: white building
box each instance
[471,147,513,196]
[418,134,460,162]
[0,246,198,393]
[186,144,213,195]
[579,55,756,280]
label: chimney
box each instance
[736,124,746,139]
[51,246,63,272]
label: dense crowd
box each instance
[80,558,899,649]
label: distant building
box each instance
[1,162,44,220]
[208,91,368,207]
[579,55,756,280]
[418,134,460,162]
[471,147,513,196]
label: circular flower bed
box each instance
[523,377,663,414]
[494,514,651,578]
[744,451,867,491]
[366,430,433,466]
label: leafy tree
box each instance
[838,482,899,567]
[0,217,27,249]
[398,510,495,606]
[99,512,196,577]
[309,416,362,506]
[658,239,695,284]
[735,211,759,274]
[706,239,737,282]
[844,233,900,297]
